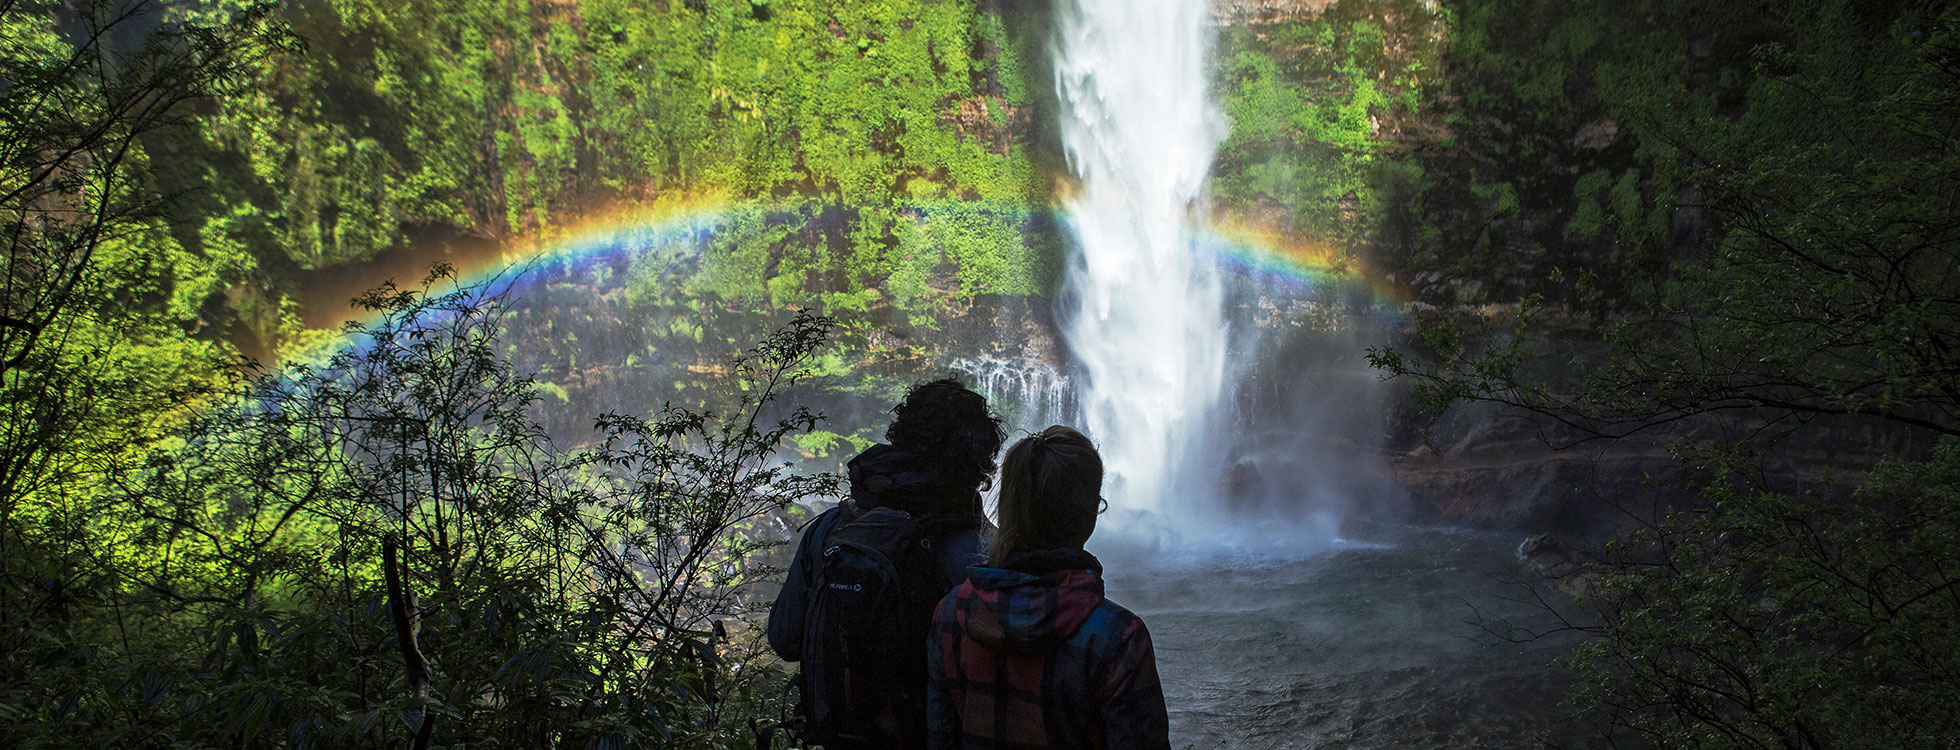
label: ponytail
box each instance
[989,426,1103,566]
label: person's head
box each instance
[885,378,1008,496]
[990,425,1103,565]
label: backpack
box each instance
[797,505,947,748]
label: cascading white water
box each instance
[951,355,1073,427]
[1053,0,1228,517]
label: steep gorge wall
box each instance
[184,0,1817,536]
[1197,0,1863,535]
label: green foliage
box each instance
[2,10,299,740]
[162,0,1056,351]
[973,10,1032,106]
[701,204,802,306]
[791,428,875,458]
[902,201,1046,299]
[1222,48,1305,146]
[1605,168,1643,239]
[3,267,841,746]
[1564,168,1613,240]
[1212,0,1442,254]
[1571,441,1960,748]
[614,196,1051,345]
[1374,3,1960,746]
[1380,0,1960,440]
[1357,0,1713,306]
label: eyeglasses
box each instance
[1098,496,1109,514]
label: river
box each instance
[1101,526,1605,749]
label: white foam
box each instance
[1053,0,1230,519]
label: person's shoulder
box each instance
[1054,591,1151,672]
[1086,594,1152,642]
[932,576,979,617]
[797,504,849,544]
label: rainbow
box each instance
[303,197,1412,362]
[455,199,1413,311]
[277,194,734,364]
[455,194,736,296]
[1202,215,1413,313]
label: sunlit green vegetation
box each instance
[1214,2,1439,248]
[153,0,1058,356]
[7,266,842,746]
[0,2,857,744]
[9,0,1960,745]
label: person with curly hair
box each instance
[768,378,1008,749]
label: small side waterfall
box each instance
[949,355,1074,429]
[1052,0,1229,517]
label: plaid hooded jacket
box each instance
[926,548,1171,750]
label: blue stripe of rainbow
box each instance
[330,199,1408,347]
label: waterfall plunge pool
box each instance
[1098,526,1607,749]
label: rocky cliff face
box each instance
[1381,394,1934,536]
[1384,404,1695,536]
[1212,0,1343,24]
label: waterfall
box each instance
[1052,0,1229,518]
[950,354,1074,430]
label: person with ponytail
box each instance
[926,425,1171,750]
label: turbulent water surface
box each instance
[1100,527,1602,749]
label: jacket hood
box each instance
[846,443,938,513]
[955,548,1106,650]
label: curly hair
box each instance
[884,378,1008,493]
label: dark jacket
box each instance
[766,443,991,661]
[926,548,1171,750]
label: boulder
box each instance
[1518,532,1596,599]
